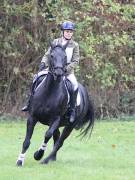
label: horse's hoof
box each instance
[16,160,23,167]
[34,149,44,161]
[50,156,56,161]
[41,159,49,164]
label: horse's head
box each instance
[48,42,68,80]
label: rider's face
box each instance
[63,30,74,40]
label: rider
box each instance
[22,21,80,123]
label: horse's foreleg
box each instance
[53,129,60,146]
[34,117,60,161]
[16,117,36,166]
[50,129,60,161]
[42,125,74,164]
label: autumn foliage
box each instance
[1,0,135,117]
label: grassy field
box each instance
[0,117,135,180]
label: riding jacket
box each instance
[41,37,80,74]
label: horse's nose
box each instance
[54,68,64,77]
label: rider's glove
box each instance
[66,63,75,72]
[38,62,46,72]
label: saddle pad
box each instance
[76,92,81,106]
[33,69,48,83]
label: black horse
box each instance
[16,43,95,166]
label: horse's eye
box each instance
[50,53,54,58]
[64,55,67,60]
[64,56,67,62]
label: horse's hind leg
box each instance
[16,116,36,166]
[34,118,60,161]
[42,125,74,164]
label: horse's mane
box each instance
[55,44,63,48]
[51,44,63,50]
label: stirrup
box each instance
[21,105,29,112]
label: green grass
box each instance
[0,118,135,180]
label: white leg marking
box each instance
[39,142,47,151]
[17,153,26,166]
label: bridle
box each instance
[49,45,67,80]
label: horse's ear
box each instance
[49,41,55,49]
[62,40,69,50]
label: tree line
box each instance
[1,0,135,118]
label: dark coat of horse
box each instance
[16,43,95,166]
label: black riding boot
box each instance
[22,63,46,112]
[21,82,35,112]
[21,93,33,111]
[69,89,78,123]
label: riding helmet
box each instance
[61,21,75,31]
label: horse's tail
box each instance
[75,88,95,137]
[82,96,95,137]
